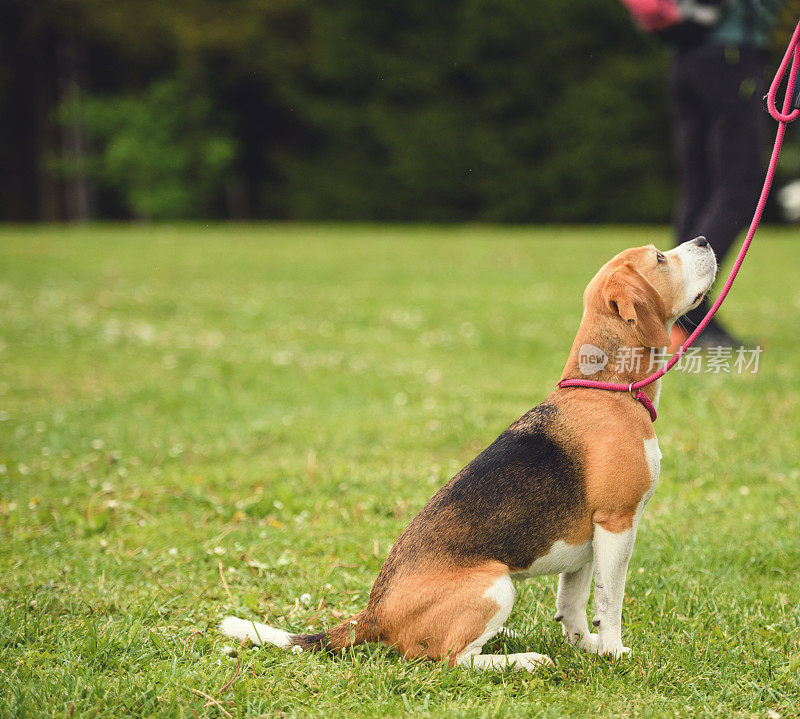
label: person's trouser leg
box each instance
[675,45,766,330]
[672,51,711,245]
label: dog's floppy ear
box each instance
[603,262,669,348]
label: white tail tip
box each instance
[219,616,292,649]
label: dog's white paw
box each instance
[559,622,599,654]
[509,652,554,671]
[597,643,632,659]
[577,632,599,653]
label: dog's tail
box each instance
[219,610,377,653]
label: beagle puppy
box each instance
[222,238,717,671]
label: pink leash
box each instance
[558,21,800,423]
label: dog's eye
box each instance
[656,252,666,263]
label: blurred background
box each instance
[2,0,800,225]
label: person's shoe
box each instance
[691,323,748,349]
[668,320,749,353]
[668,324,689,354]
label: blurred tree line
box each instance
[1,0,799,222]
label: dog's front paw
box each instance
[565,630,599,654]
[597,642,631,659]
[559,622,599,654]
[578,632,599,653]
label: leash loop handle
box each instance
[766,21,800,123]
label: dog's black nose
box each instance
[694,236,709,247]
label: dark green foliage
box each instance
[253,0,675,221]
[59,79,237,219]
[2,0,799,220]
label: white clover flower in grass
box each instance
[291,645,303,654]
[300,593,311,605]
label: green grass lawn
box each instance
[1,224,798,718]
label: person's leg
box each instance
[668,47,714,351]
[676,45,766,336]
[672,49,712,244]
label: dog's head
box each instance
[584,237,717,348]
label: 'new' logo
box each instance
[578,343,608,376]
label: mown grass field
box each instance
[1,224,799,718]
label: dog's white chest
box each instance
[516,539,593,578]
